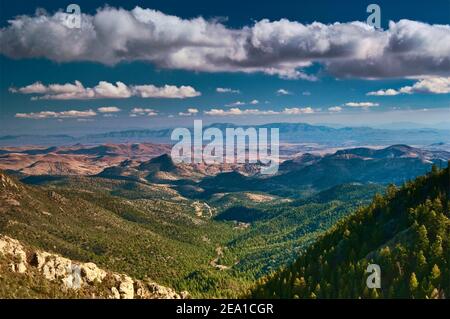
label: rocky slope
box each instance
[0,235,188,299]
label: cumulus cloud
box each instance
[15,109,97,119]
[133,84,200,98]
[97,106,121,113]
[367,89,400,96]
[282,107,314,114]
[10,81,200,100]
[216,87,240,93]
[345,102,379,108]
[226,101,246,107]
[367,77,450,95]
[226,99,259,107]
[204,106,314,116]
[129,108,158,117]
[277,89,292,95]
[328,106,343,112]
[302,91,311,96]
[1,7,449,79]
[179,108,199,116]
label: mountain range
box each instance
[195,145,450,197]
[1,122,450,147]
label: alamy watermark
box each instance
[61,4,381,30]
[171,120,279,175]
[366,264,381,289]
[64,4,81,29]
[367,4,381,29]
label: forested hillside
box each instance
[0,171,383,298]
[251,164,450,298]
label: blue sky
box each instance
[0,0,449,135]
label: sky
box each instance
[0,0,449,135]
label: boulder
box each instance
[80,262,106,284]
[113,274,134,299]
[39,255,72,281]
[0,235,27,273]
[133,279,183,299]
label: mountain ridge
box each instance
[251,164,450,298]
[2,123,450,146]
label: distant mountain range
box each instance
[195,145,450,197]
[2,143,448,190]
[1,122,450,147]
[0,143,171,176]
[72,144,450,199]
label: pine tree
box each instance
[293,277,306,296]
[430,264,441,287]
[431,236,443,260]
[416,250,427,275]
[416,225,429,251]
[409,273,419,298]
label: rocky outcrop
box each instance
[133,279,188,299]
[0,236,27,273]
[0,173,20,190]
[113,274,134,299]
[80,262,107,284]
[0,235,187,299]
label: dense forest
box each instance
[251,164,450,298]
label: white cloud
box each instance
[2,7,449,79]
[130,108,158,116]
[225,101,246,107]
[90,81,132,99]
[328,106,343,112]
[345,102,379,108]
[10,81,131,100]
[276,89,292,95]
[302,91,311,96]
[179,108,199,116]
[282,107,315,114]
[367,89,400,96]
[216,87,240,94]
[204,108,278,116]
[10,81,200,100]
[9,82,48,94]
[133,84,200,98]
[204,106,314,116]
[367,77,450,96]
[225,99,259,107]
[15,109,97,119]
[97,106,121,113]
